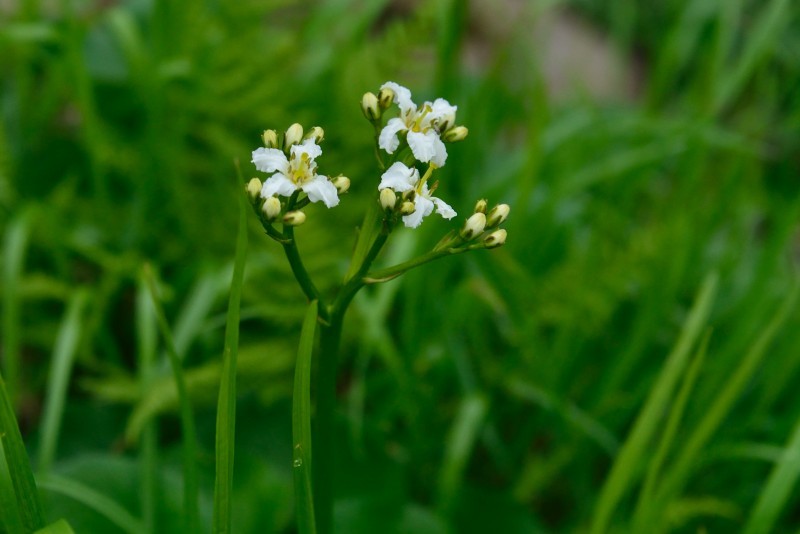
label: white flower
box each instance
[251,138,339,208]
[378,82,458,167]
[378,162,456,228]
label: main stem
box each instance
[315,309,342,534]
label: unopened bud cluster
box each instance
[458,199,510,249]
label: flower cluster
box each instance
[247,83,507,251]
[361,82,471,229]
[249,124,349,226]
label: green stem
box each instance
[364,248,459,283]
[282,225,323,307]
[314,312,342,534]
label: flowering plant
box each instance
[239,82,510,533]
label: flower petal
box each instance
[378,162,418,192]
[252,148,289,174]
[432,196,456,219]
[430,136,448,167]
[402,195,434,228]
[378,118,407,154]
[261,173,297,198]
[429,98,457,131]
[291,139,322,160]
[381,81,415,114]
[407,130,441,164]
[302,175,340,208]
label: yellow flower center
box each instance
[288,153,314,185]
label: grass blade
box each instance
[2,207,35,408]
[38,475,144,534]
[293,300,319,534]
[143,265,200,533]
[633,330,712,529]
[135,273,158,532]
[0,437,25,534]
[34,519,76,534]
[37,290,88,475]
[213,179,249,533]
[0,370,44,531]
[437,393,488,517]
[744,415,800,534]
[589,273,718,534]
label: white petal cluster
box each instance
[378,162,456,228]
[251,138,340,208]
[378,82,457,167]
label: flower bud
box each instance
[443,126,468,143]
[484,229,507,249]
[284,123,304,151]
[261,129,278,148]
[262,196,282,220]
[400,201,415,215]
[246,178,262,199]
[332,175,350,194]
[379,188,396,211]
[283,210,306,226]
[305,126,324,143]
[460,212,486,240]
[486,204,510,228]
[473,198,488,214]
[361,92,380,121]
[378,87,395,109]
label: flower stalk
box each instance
[242,82,509,534]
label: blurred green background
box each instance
[2,0,800,532]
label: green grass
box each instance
[1,0,800,532]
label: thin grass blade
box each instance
[33,519,76,534]
[213,178,249,533]
[0,437,25,534]
[143,264,200,533]
[38,475,144,534]
[0,370,44,531]
[37,290,88,475]
[292,300,319,534]
[744,415,800,534]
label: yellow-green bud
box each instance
[460,212,486,240]
[261,129,278,148]
[474,198,488,214]
[305,126,324,143]
[486,203,510,228]
[484,229,507,249]
[332,175,350,194]
[400,201,415,215]
[361,92,380,121]
[246,178,262,199]
[379,188,396,211]
[262,196,282,220]
[378,87,395,109]
[443,126,468,143]
[283,210,306,226]
[284,123,304,151]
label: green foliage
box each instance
[1,0,799,532]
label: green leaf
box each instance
[37,475,144,534]
[143,265,200,533]
[0,437,25,534]
[293,300,319,534]
[213,183,249,534]
[744,414,800,534]
[34,519,76,534]
[38,290,89,475]
[345,198,381,281]
[0,371,44,531]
